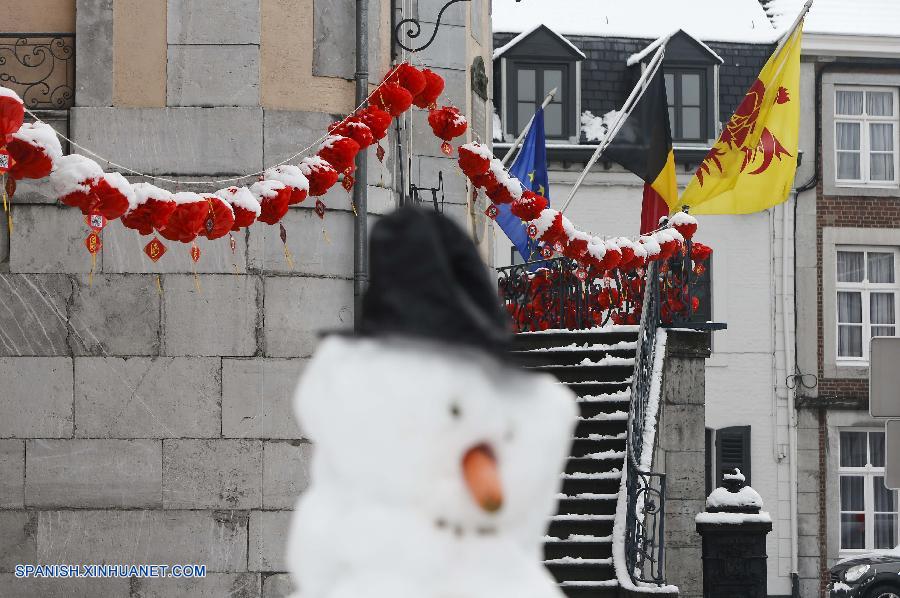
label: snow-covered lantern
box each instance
[6,122,63,181]
[299,156,339,197]
[0,87,24,145]
[250,179,291,225]
[216,186,260,231]
[696,469,773,597]
[264,165,309,206]
[412,67,444,109]
[198,193,235,240]
[427,106,468,155]
[122,182,176,235]
[158,192,208,243]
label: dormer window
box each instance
[629,30,723,145]
[494,25,584,142]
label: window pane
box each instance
[871,154,895,182]
[871,124,895,151]
[544,103,563,137]
[837,90,864,115]
[869,252,895,283]
[871,294,895,327]
[516,102,533,134]
[839,326,863,357]
[838,292,863,323]
[517,69,535,102]
[841,432,868,467]
[868,91,894,117]
[682,107,701,139]
[838,251,865,282]
[842,476,866,510]
[543,69,562,99]
[873,326,896,338]
[836,122,861,150]
[842,513,867,549]
[875,514,898,549]
[872,433,886,467]
[681,73,701,105]
[837,152,861,180]
[665,73,674,106]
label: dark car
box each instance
[829,550,900,597]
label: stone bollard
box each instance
[695,469,772,598]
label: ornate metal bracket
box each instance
[393,0,471,53]
[0,34,75,110]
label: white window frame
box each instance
[838,428,899,555]
[834,86,900,188]
[835,245,900,364]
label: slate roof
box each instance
[492,32,773,127]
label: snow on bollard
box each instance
[696,469,772,597]
[284,206,577,598]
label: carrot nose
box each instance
[462,443,503,513]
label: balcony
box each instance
[0,33,75,110]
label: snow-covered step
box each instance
[574,417,628,439]
[512,328,639,351]
[544,364,635,384]
[519,340,637,352]
[565,456,624,475]
[564,380,633,398]
[546,559,615,585]
[577,391,631,402]
[548,516,615,540]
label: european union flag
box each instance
[497,107,549,262]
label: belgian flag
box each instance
[604,68,678,234]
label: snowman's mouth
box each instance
[462,443,503,513]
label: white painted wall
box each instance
[492,165,794,595]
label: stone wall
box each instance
[654,330,710,598]
[0,1,492,597]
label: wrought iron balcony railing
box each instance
[0,33,75,110]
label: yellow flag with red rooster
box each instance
[680,22,803,214]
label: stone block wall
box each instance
[654,330,710,598]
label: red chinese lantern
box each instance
[563,232,590,262]
[264,165,309,205]
[7,122,62,180]
[656,230,679,260]
[299,156,339,197]
[159,192,209,243]
[87,172,137,220]
[51,154,105,213]
[670,211,698,240]
[357,105,392,141]
[457,142,492,178]
[600,240,622,270]
[585,238,607,272]
[533,210,567,247]
[317,135,360,173]
[216,186,260,231]
[486,173,522,205]
[412,68,444,109]
[639,234,662,262]
[122,182,177,235]
[510,190,549,222]
[328,118,374,149]
[427,106,467,155]
[251,180,291,225]
[616,237,637,271]
[0,88,24,143]
[372,82,413,117]
[691,242,713,262]
[198,193,235,240]
[386,63,427,97]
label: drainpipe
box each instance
[353,0,369,331]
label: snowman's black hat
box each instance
[357,205,512,357]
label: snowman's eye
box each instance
[450,402,462,419]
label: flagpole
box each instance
[500,88,558,167]
[773,0,814,55]
[558,41,668,215]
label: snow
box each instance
[49,154,104,197]
[540,356,634,368]
[492,109,503,142]
[561,471,621,480]
[560,580,618,587]
[555,493,618,500]
[763,0,900,37]
[250,179,286,200]
[492,0,780,44]
[460,141,493,161]
[626,31,723,67]
[639,235,661,257]
[11,122,63,163]
[584,411,628,421]
[669,211,698,228]
[706,485,764,510]
[522,341,636,352]
[581,110,619,143]
[0,86,22,102]
[724,468,746,482]
[552,513,616,520]
[544,557,612,565]
[493,24,587,60]
[298,155,334,175]
[583,450,626,460]
[201,192,234,214]
[695,511,773,524]
[519,324,640,334]
[578,391,631,403]
[171,191,204,206]
[131,182,173,206]
[264,165,309,192]
[832,581,852,592]
[544,534,612,542]
[216,186,261,216]
[287,335,579,598]
[835,545,900,566]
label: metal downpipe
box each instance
[353,0,369,330]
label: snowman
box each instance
[286,206,577,598]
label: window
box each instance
[836,247,899,361]
[839,430,898,552]
[835,87,899,186]
[512,63,570,139]
[665,69,708,142]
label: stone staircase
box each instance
[512,327,639,598]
